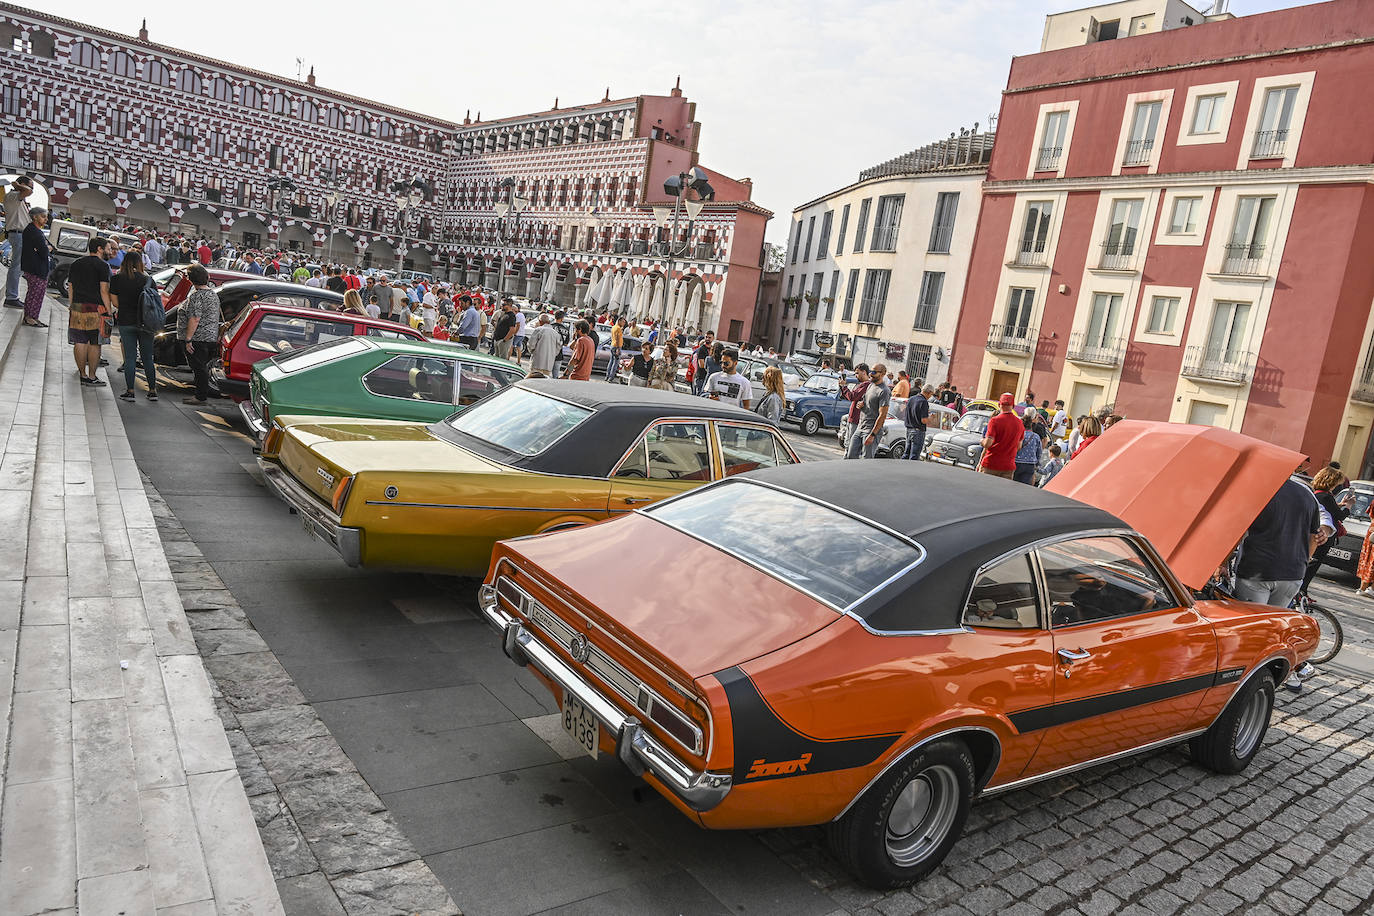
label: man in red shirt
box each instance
[978,393,1023,479]
[567,320,595,380]
[197,241,212,264]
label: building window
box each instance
[788,219,801,264]
[1004,288,1035,331]
[301,99,319,122]
[1084,293,1123,348]
[853,198,872,253]
[140,163,158,189]
[842,269,860,321]
[785,275,795,302]
[1252,86,1298,159]
[1124,100,1162,165]
[35,92,55,122]
[871,195,904,251]
[176,69,201,94]
[826,271,840,320]
[146,60,170,86]
[906,344,932,383]
[237,180,251,206]
[176,126,194,152]
[807,273,823,319]
[32,142,51,171]
[109,50,134,77]
[206,131,225,158]
[109,108,127,137]
[1206,300,1252,363]
[836,203,851,253]
[238,139,255,163]
[173,169,190,195]
[2,86,20,117]
[144,115,163,145]
[914,272,944,331]
[929,192,959,253]
[73,101,92,130]
[378,121,394,140]
[209,77,232,102]
[29,32,54,58]
[1224,196,1275,273]
[242,85,262,109]
[1146,295,1179,334]
[326,108,344,130]
[69,41,99,69]
[269,144,283,169]
[1101,198,1144,267]
[354,115,371,135]
[1190,94,1226,135]
[816,210,833,260]
[1017,200,1053,264]
[1168,197,1202,235]
[270,94,289,115]
[1037,111,1069,171]
[857,269,891,325]
[803,216,815,262]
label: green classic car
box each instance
[240,337,524,441]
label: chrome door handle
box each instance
[1057,647,1091,663]
[622,497,652,505]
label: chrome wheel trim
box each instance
[1233,687,1269,758]
[884,764,959,867]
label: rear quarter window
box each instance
[248,314,353,354]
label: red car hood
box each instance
[1047,421,1305,589]
[507,514,841,681]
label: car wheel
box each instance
[802,412,823,436]
[827,739,973,889]
[1189,671,1275,775]
[50,264,69,294]
[888,440,906,460]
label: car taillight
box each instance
[331,475,353,514]
[636,687,705,755]
[220,343,231,378]
[261,424,285,458]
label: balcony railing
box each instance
[1011,247,1048,268]
[928,225,954,253]
[1066,332,1126,367]
[1220,243,1267,276]
[1035,146,1062,171]
[986,323,1037,355]
[1122,137,1155,166]
[612,239,630,253]
[1181,346,1256,385]
[693,243,715,260]
[1251,129,1289,160]
[631,240,648,255]
[913,304,939,332]
[1098,241,1136,271]
[871,226,900,252]
[1353,350,1374,403]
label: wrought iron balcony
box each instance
[1181,345,1256,385]
[631,240,648,255]
[1122,137,1154,166]
[1035,146,1062,172]
[986,323,1037,356]
[1011,247,1048,268]
[1251,129,1288,160]
[612,239,630,253]
[1066,332,1126,367]
[1220,243,1267,276]
[1097,241,1136,271]
[693,243,714,260]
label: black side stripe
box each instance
[1008,668,1244,734]
[716,667,901,783]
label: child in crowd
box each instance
[1038,444,1064,487]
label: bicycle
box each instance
[1292,591,1343,665]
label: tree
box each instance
[763,243,785,273]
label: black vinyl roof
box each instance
[741,462,1129,632]
[435,379,762,478]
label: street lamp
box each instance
[266,177,296,250]
[654,166,713,325]
[493,177,531,296]
[390,177,430,273]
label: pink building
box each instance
[949,0,1374,474]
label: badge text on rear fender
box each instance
[745,753,812,780]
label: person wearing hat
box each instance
[4,176,35,308]
[977,392,1024,479]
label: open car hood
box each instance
[1046,421,1305,589]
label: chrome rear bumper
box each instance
[239,399,267,442]
[258,459,362,567]
[477,582,731,812]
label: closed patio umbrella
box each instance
[684,283,703,331]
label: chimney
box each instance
[670,76,682,98]
[553,97,559,110]
[463,109,471,125]
[476,111,481,123]
[603,87,610,102]
[306,66,316,86]
[138,18,148,40]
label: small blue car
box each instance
[783,373,857,436]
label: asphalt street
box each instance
[115,363,1374,915]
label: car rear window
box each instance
[444,387,591,456]
[271,337,370,372]
[249,313,353,354]
[646,480,922,612]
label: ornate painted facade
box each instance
[0,3,771,337]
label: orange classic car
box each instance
[477,422,1321,888]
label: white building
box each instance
[1040,0,1234,52]
[775,131,992,384]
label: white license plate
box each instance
[1328,548,1352,560]
[561,689,599,759]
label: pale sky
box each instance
[25,0,1323,243]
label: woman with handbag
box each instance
[109,251,158,401]
[648,341,678,391]
[19,207,50,327]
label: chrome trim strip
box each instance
[833,726,1003,821]
[475,577,729,811]
[362,501,594,512]
[982,727,1208,797]
[258,460,362,567]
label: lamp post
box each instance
[265,177,296,251]
[390,177,430,274]
[493,176,531,296]
[323,189,341,264]
[654,166,714,325]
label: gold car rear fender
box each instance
[534,514,601,535]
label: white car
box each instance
[838,400,960,458]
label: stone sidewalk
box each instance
[0,299,282,915]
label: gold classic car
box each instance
[258,379,801,575]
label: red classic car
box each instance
[478,422,1320,888]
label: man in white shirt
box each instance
[1050,399,1070,440]
[705,347,753,409]
[142,235,164,266]
[364,296,381,320]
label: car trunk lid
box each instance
[1046,420,1305,589]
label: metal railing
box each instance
[1035,146,1061,171]
[986,323,1037,355]
[1098,240,1136,271]
[1353,348,1374,403]
[871,226,900,252]
[913,303,939,332]
[1181,345,1256,384]
[1122,137,1154,166]
[693,243,714,260]
[631,240,648,255]
[1220,243,1266,276]
[1066,332,1126,367]
[612,239,629,253]
[928,225,954,253]
[1251,129,1288,160]
[1012,247,1048,267]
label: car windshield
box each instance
[271,337,370,372]
[801,375,839,394]
[444,387,592,456]
[956,412,991,434]
[151,267,180,289]
[647,480,922,612]
[1346,486,1374,521]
